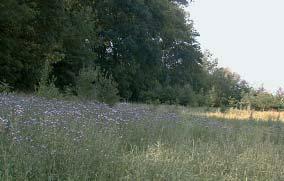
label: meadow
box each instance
[0,94,284,180]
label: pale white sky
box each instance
[186,0,284,92]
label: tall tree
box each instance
[0,0,40,90]
[92,0,202,101]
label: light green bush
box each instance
[95,74,120,106]
[76,66,119,105]
[36,80,62,99]
[76,66,99,100]
[0,81,12,94]
[36,61,62,99]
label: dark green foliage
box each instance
[91,0,203,101]
[177,84,197,106]
[0,0,41,90]
[0,0,95,91]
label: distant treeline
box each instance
[1,0,283,109]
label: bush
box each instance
[36,80,62,99]
[62,85,76,100]
[158,86,179,105]
[195,89,209,107]
[0,81,12,94]
[76,66,120,106]
[36,61,62,99]
[76,66,99,100]
[177,84,197,106]
[96,74,120,106]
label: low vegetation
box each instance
[0,94,283,180]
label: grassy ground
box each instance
[0,95,284,180]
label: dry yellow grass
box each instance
[148,105,284,122]
[186,108,284,122]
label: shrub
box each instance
[207,87,219,107]
[62,85,76,100]
[95,74,120,106]
[177,84,197,106]
[242,92,278,111]
[76,66,120,106]
[36,80,62,99]
[36,61,62,99]
[76,66,99,100]
[158,86,179,105]
[0,81,12,94]
[196,89,210,107]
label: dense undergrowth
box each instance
[0,95,283,180]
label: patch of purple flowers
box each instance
[0,94,180,144]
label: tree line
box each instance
[1,0,283,109]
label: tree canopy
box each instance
[1,0,266,107]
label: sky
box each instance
[186,0,284,93]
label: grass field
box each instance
[0,95,284,180]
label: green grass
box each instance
[0,107,284,180]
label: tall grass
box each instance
[1,107,284,180]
